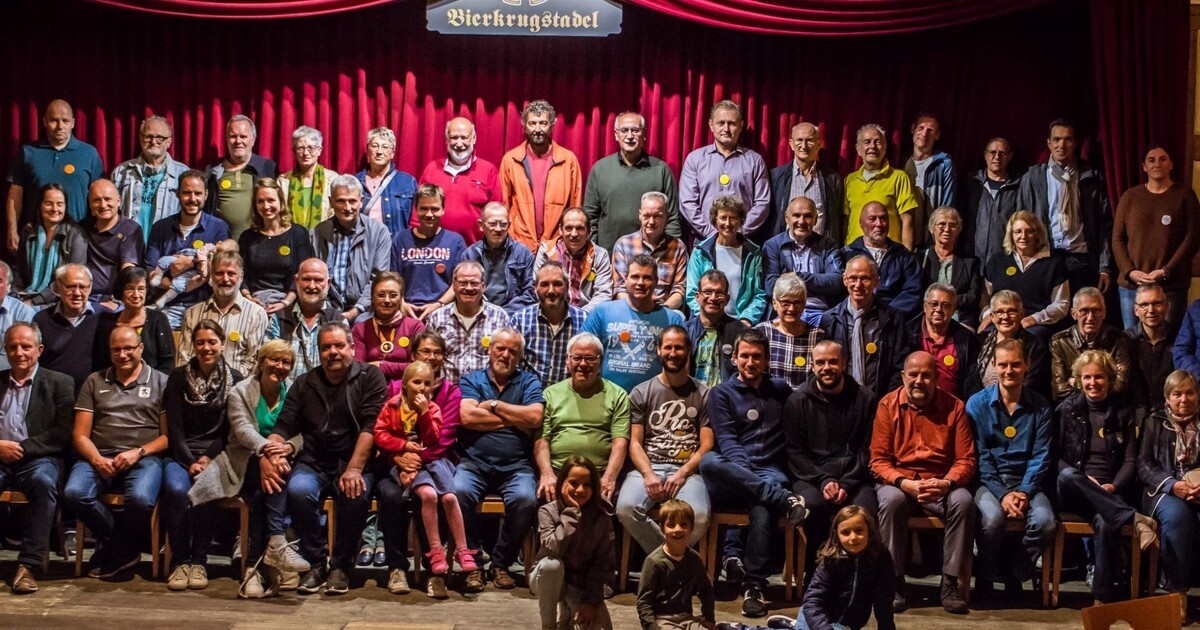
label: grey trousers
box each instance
[876,484,977,579]
[529,557,613,630]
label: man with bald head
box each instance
[820,255,910,400]
[763,196,844,325]
[768,122,846,244]
[462,202,536,310]
[843,124,920,249]
[842,200,922,316]
[32,264,101,392]
[81,179,144,308]
[418,118,501,245]
[871,351,977,614]
[7,99,105,251]
[266,258,346,379]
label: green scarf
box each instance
[288,165,325,229]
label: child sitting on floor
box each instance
[636,499,716,630]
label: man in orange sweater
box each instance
[499,100,582,251]
[870,351,977,616]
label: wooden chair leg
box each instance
[1148,540,1160,597]
[962,540,973,603]
[409,515,422,583]
[1051,528,1064,607]
[783,526,794,601]
[618,529,632,593]
[1130,534,1142,600]
[794,528,807,602]
[324,500,336,563]
[75,520,85,577]
[239,502,250,579]
[163,539,172,575]
[1041,542,1053,607]
[151,504,160,578]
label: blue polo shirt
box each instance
[144,212,231,308]
[82,215,144,298]
[456,368,544,474]
[8,137,104,222]
[965,384,1053,499]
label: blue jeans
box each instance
[699,452,789,584]
[63,456,163,558]
[1151,492,1200,593]
[974,485,1056,582]
[0,456,62,568]
[161,459,215,569]
[286,462,375,572]
[454,463,538,569]
[615,463,710,552]
[241,454,291,562]
[1057,467,1136,599]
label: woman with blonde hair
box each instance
[237,177,314,314]
[981,210,1069,340]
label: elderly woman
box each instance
[753,273,824,389]
[918,206,981,328]
[533,207,613,313]
[188,340,309,598]
[161,320,245,591]
[1139,369,1200,615]
[355,126,418,236]
[375,330,462,595]
[975,290,1050,400]
[981,210,1069,340]
[352,272,426,382]
[1055,350,1156,604]
[15,183,87,306]
[237,178,314,314]
[279,126,339,231]
[686,196,766,325]
[1113,146,1200,328]
[94,266,175,372]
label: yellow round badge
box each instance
[794,356,806,367]
[229,330,242,342]
[1003,426,1017,439]
[586,271,596,282]
[943,355,955,367]
[481,336,491,348]
[1098,428,1105,438]
[719,174,731,186]
[865,342,878,355]
[279,245,291,256]
[192,240,204,249]
[64,164,76,174]
[220,179,232,190]
[398,336,410,348]
[1006,266,1017,276]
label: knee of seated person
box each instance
[536,556,563,576]
[125,492,157,513]
[439,492,459,507]
[506,488,537,515]
[876,486,907,511]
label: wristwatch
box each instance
[138,447,147,458]
[489,400,499,412]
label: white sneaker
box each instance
[265,540,312,573]
[167,564,191,591]
[278,570,300,591]
[387,568,410,594]
[238,568,276,599]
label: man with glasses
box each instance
[684,269,746,388]
[426,260,512,383]
[417,118,500,245]
[462,202,536,311]
[965,138,1021,265]
[902,283,980,400]
[820,256,909,404]
[582,254,684,393]
[843,124,920,249]
[1126,283,1176,412]
[203,115,278,239]
[763,196,844,326]
[111,116,190,240]
[754,273,825,390]
[1049,287,1131,401]
[976,291,1050,400]
[612,192,689,311]
[31,264,100,392]
[583,112,680,251]
[767,122,846,244]
[842,201,922,317]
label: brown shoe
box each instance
[492,567,516,590]
[426,575,449,599]
[12,565,37,595]
[463,569,485,593]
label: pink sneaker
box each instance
[426,546,449,574]
[456,549,479,572]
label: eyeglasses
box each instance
[367,142,394,151]
[993,308,1020,318]
[483,220,510,229]
[141,134,170,144]
[569,355,600,364]
[416,349,445,358]
[1135,300,1167,310]
[775,299,804,310]
[925,300,954,311]
[615,127,643,136]
[698,290,728,298]
[294,145,321,154]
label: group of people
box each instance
[2,95,1200,630]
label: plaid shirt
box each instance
[753,321,825,390]
[426,301,511,383]
[512,303,587,386]
[611,231,689,303]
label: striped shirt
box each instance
[177,293,269,375]
[753,321,825,390]
[425,301,511,383]
[512,303,587,386]
[611,231,689,303]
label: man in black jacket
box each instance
[766,122,845,244]
[267,258,346,379]
[268,322,387,596]
[0,322,75,594]
[903,283,982,401]
[820,256,909,401]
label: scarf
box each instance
[184,356,234,411]
[27,225,60,293]
[1049,161,1080,234]
[288,165,326,229]
[551,238,594,307]
[1169,410,1200,469]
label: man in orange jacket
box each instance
[499,100,582,251]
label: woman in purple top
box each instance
[352,271,426,382]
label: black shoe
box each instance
[97,551,140,579]
[355,548,373,567]
[741,583,768,618]
[784,494,808,527]
[893,578,908,613]
[940,576,969,614]
[722,556,746,583]
[297,566,328,595]
[324,568,349,595]
[372,548,387,567]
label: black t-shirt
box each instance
[984,252,1068,314]
[238,224,314,294]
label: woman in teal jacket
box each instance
[686,195,766,324]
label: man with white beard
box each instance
[418,117,502,245]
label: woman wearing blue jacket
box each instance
[686,195,766,324]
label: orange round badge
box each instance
[64,164,76,175]
[619,330,631,343]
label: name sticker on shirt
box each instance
[1162,215,1172,226]
[1006,266,1018,276]
[1003,426,1016,439]
[64,164,76,175]
[746,409,759,421]
[721,343,733,355]
[481,335,491,348]
[138,386,152,399]
[229,330,242,342]
[220,179,232,190]
[192,240,205,249]
[719,174,730,186]
[585,271,596,282]
[435,263,447,274]
[686,407,697,418]
[279,245,291,256]
[794,356,806,367]
[398,336,410,348]
[943,355,955,367]
[865,342,878,355]
[619,330,631,343]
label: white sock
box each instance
[269,534,287,549]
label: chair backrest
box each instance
[1080,593,1183,630]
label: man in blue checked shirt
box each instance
[512,262,586,386]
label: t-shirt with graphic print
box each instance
[630,375,709,466]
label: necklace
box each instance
[374,317,397,355]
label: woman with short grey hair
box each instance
[279,125,340,230]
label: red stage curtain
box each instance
[620,0,1055,36]
[85,0,395,19]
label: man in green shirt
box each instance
[535,331,630,502]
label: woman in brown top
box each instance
[1113,146,1200,328]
